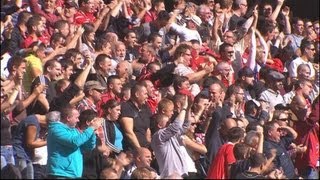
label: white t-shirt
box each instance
[288,57,315,78]
[170,23,202,45]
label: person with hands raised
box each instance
[263,121,297,178]
[47,105,101,179]
[151,95,190,178]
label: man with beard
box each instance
[259,70,285,111]
[224,84,245,118]
[235,66,255,101]
[22,15,46,48]
[29,0,60,33]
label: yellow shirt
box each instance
[23,54,43,93]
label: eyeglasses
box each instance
[241,4,248,7]
[93,89,104,93]
[278,118,290,121]
[306,25,313,28]
[226,51,234,54]
[224,35,234,38]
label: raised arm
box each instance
[246,28,257,70]
[157,96,188,142]
[74,56,94,89]
[212,9,223,45]
[256,29,269,64]
[269,0,284,22]
[281,6,291,35]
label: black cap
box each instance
[274,103,290,110]
[238,66,254,78]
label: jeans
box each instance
[16,158,34,179]
[1,146,15,169]
[304,167,319,179]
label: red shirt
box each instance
[207,143,236,179]
[22,35,50,48]
[146,97,158,114]
[142,10,157,23]
[295,126,319,171]
[74,10,96,25]
[96,92,121,117]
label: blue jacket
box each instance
[47,121,96,178]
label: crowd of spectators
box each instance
[0,0,319,179]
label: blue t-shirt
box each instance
[114,123,123,150]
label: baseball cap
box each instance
[186,15,202,27]
[238,66,254,78]
[267,70,285,81]
[84,81,106,93]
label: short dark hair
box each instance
[263,121,278,137]
[131,82,147,98]
[259,20,276,36]
[249,152,266,168]
[26,14,42,33]
[55,79,69,94]
[54,19,69,30]
[244,100,258,115]
[233,142,250,160]
[219,43,233,55]
[101,99,121,113]
[78,109,97,128]
[300,38,315,53]
[148,33,161,43]
[94,54,110,70]
[107,75,120,87]
[50,32,64,44]
[7,56,27,73]
[227,127,245,142]
[65,48,81,60]
[194,93,210,104]
[17,11,32,25]
[225,84,243,100]
[43,59,60,73]
[173,76,189,91]
[173,44,191,60]
[60,59,74,70]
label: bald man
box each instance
[122,147,157,179]
[206,117,237,164]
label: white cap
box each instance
[187,15,202,27]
